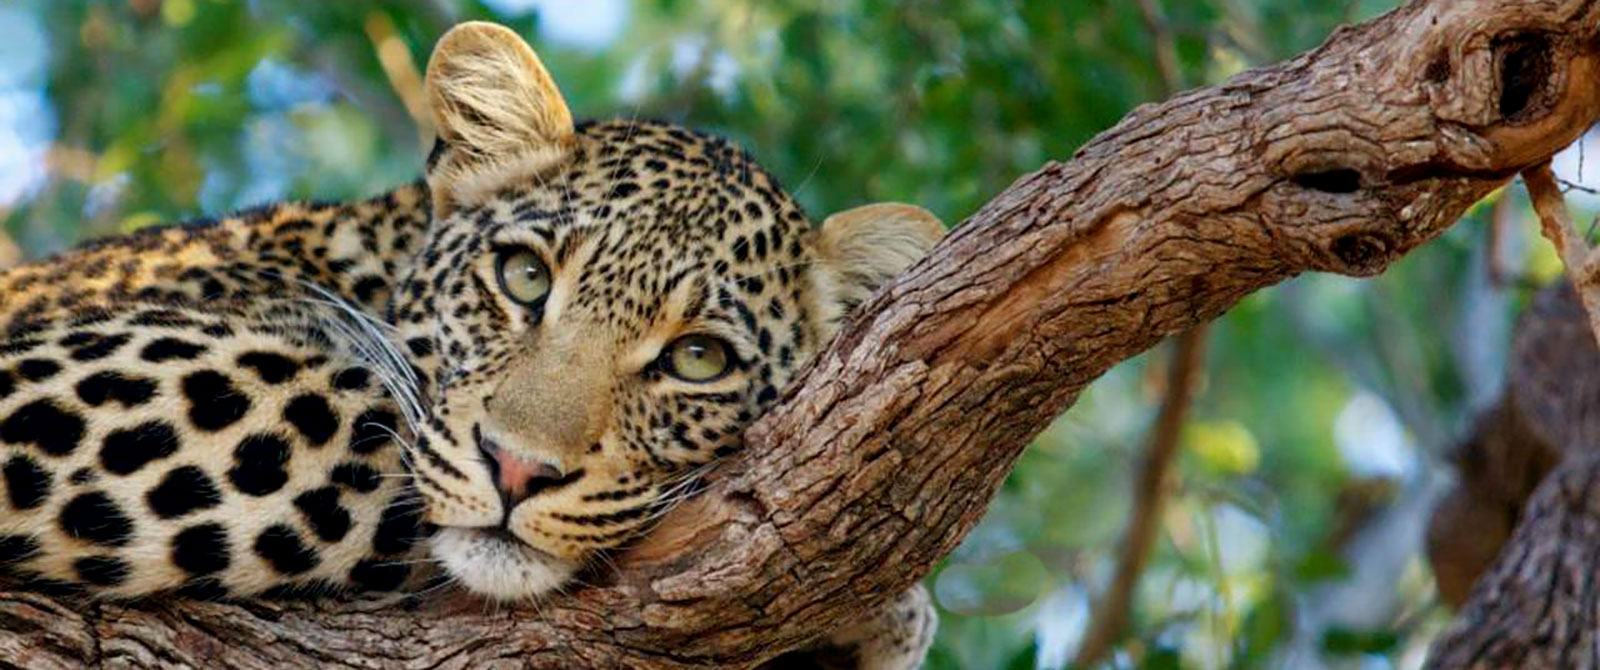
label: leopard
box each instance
[0,21,943,670]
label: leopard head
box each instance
[391,22,943,600]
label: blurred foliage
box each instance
[0,0,1588,668]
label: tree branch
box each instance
[1525,164,1600,349]
[6,0,1600,667]
[1074,2,1207,664]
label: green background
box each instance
[1,1,1588,668]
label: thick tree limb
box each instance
[5,0,1600,667]
[1426,450,1600,669]
[1074,2,1206,664]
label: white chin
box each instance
[430,527,577,601]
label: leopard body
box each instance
[0,22,941,669]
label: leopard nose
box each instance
[478,434,580,507]
[496,455,565,507]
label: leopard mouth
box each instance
[430,526,577,601]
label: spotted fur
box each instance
[0,22,941,670]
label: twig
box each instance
[1557,177,1600,195]
[365,11,431,145]
[1136,0,1184,96]
[1524,164,1600,349]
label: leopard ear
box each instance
[424,22,575,214]
[812,202,944,321]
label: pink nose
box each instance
[492,450,566,506]
[477,433,574,507]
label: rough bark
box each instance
[1427,454,1600,669]
[7,0,1600,667]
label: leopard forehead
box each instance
[403,118,815,332]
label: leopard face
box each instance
[383,24,944,600]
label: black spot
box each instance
[405,337,434,357]
[331,462,381,493]
[253,524,319,575]
[59,491,133,547]
[293,486,351,542]
[142,337,208,363]
[200,278,226,298]
[68,332,132,361]
[74,555,130,586]
[128,309,195,327]
[373,495,426,555]
[352,276,386,305]
[331,367,370,391]
[67,308,114,327]
[349,558,410,592]
[75,371,159,407]
[182,370,251,431]
[200,324,233,339]
[68,467,96,485]
[0,339,41,357]
[16,358,61,382]
[0,535,39,564]
[99,421,180,476]
[237,352,299,384]
[228,433,291,496]
[260,580,340,600]
[609,181,640,198]
[284,394,339,447]
[172,522,230,576]
[1,398,86,456]
[0,370,14,399]
[174,577,230,600]
[147,465,222,519]
[349,408,397,454]
[3,456,50,509]
[3,572,83,596]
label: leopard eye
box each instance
[495,248,551,307]
[663,335,734,383]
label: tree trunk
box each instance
[6,0,1600,667]
[1426,450,1600,669]
[1425,283,1597,609]
[1423,283,1600,666]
